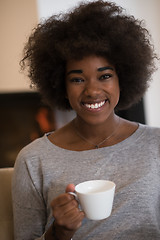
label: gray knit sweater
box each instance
[12,124,160,240]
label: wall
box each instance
[0,0,38,92]
[114,0,160,127]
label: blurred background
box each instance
[0,0,160,168]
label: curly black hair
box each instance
[21,0,157,110]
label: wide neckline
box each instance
[44,123,147,155]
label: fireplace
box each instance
[0,92,56,168]
[0,92,145,168]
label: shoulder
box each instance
[139,124,160,136]
[137,124,160,146]
[14,134,52,173]
[17,135,47,159]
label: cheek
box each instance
[107,80,120,95]
[66,84,81,99]
[108,80,120,104]
[116,90,120,105]
[114,78,120,94]
[65,88,77,106]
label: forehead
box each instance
[66,55,114,71]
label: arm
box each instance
[12,152,47,240]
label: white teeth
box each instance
[84,101,105,109]
[98,103,102,107]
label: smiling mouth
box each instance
[82,100,107,109]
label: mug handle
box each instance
[68,192,78,201]
[68,192,82,211]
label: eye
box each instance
[99,74,112,80]
[70,78,84,83]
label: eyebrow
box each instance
[97,66,114,71]
[67,66,114,75]
[67,69,83,75]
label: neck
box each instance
[73,114,120,147]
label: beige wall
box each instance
[114,0,160,127]
[0,0,38,92]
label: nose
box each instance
[83,79,101,97]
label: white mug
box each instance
[69,180,116,220]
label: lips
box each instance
[82,100,107,109]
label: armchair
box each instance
[0,168,14,240]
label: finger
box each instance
[56,207,85,230]
[51,193,74,209]
[53,199,78,219]
[63,209,85,230]
[70,211,85,230]
[65,183,75,193]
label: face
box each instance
[65,55,120,126]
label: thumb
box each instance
[65,183,75,193]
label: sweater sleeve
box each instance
[12,149,47,240]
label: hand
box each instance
[50,184,84,239]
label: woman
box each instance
[12,1,160,240]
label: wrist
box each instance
[52,223,60,240]
[52,222,73,240]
